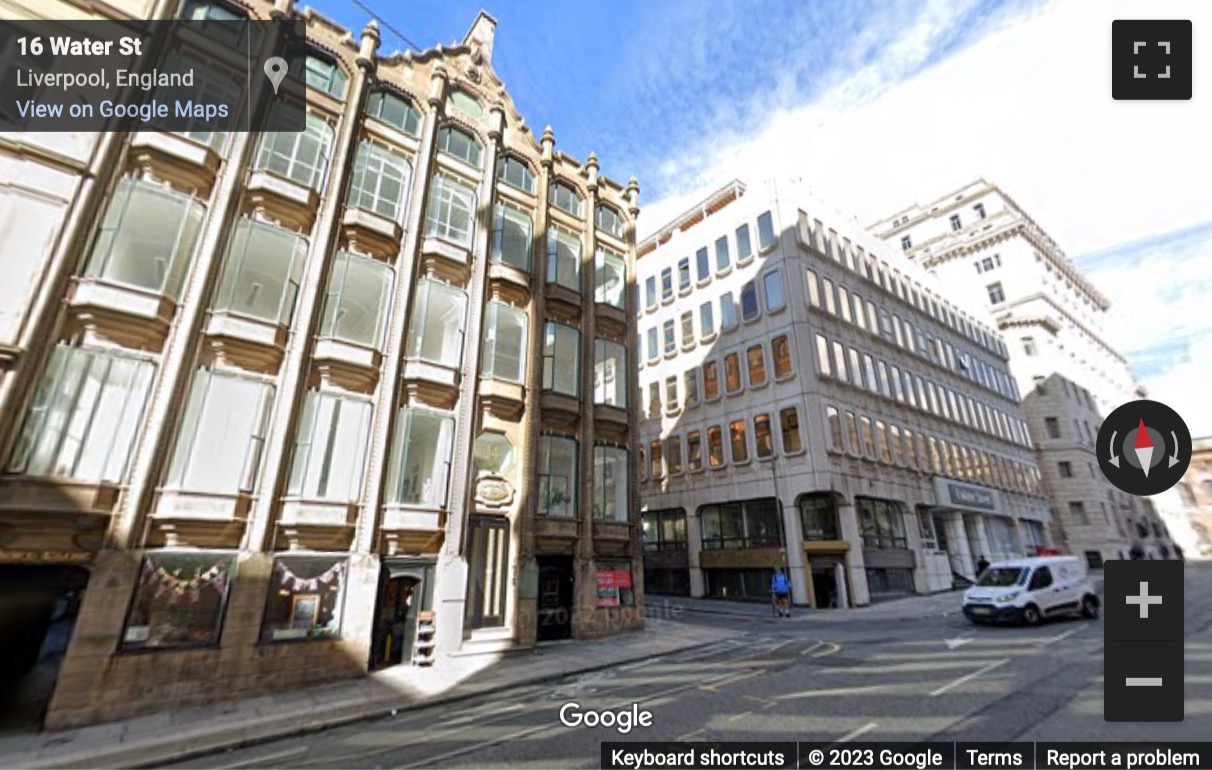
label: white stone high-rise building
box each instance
[870,180,1176,564]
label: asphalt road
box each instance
[161,563,1212,769]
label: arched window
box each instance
[550,181,583,217]
[437,125,483,168]
[446,89,484,118]
[497,155,535,194]
[304,54,347,99]
[366,91,422,136]
[595,204,625,238]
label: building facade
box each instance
[870,180,1177,563]
[1175,438,1212,558]
[637,179,1051,610]
[0,0,642,731]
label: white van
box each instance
[962,556,1100,625]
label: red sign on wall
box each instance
[596,569,632,607]
[597,570,632,589]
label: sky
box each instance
[320,0,1212,435]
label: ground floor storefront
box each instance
[640,477,1053,609]
[0,543,643,732]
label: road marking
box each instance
[835,722,878,743]
[944,633,974,650]
[728,711,753,722]
[801,641,825,656]
[779,684,904,700]
[398,723,550,768]
[678,729,706,742]
[929,657,1010,696]
[811,642,842,658]
[1039,628,1079,645]
[444,703,525,725]
[216,747,308,769]
[701,670,765,691]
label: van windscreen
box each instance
[976,567,1024,587]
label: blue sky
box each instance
[317,0,1212,434]
[317,0,1038,199]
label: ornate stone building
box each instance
[0,0,642,730]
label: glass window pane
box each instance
[483,300,528,383]
[318,252,393,348]
[287,391,372,502]
[497,156,536,194]
[741,282,759,321]
[593,445,629,522]
[538,435,578,516]
[8,346,155,483]
[366,90,421,136]
[85,177,205,299]
[550,182,583,217]
[594,339,627,407]
[757,211,776,249]
[542,322,581,396]
[720,293,737,329]
[261,556,348,641]
[406,278,467,368]
[256,111,333,189]
[348,142,411,222]
[121,551,236,650]
[714,236,730,271]
[546,227,582,291]
[214,218,308,325]
[729,420,749,463]
[781,408,802,453]
[166,370,274,494]
[754,414,774,458]
[438,126,483,167]
[735,224,752,261]
[764,271,785,312]
[747,345,766,387]
[425,175,477,247]
[491,201,532,272]
[388,408,455,505]
[595,248,626,308]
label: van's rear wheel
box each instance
[1021,604,1041,625]
[1081,595,1100,619]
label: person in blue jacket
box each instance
[771,567,791,617]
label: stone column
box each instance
[838,502,870,606]
[574,153,597,639]
[432,98,504,658]
[245,23,376,553]
[686,510,705,598]
[355,67,445,554]
[945,512,976,580]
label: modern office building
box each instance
[0,0,642,731]
[637,178,1051,610]
[870,180,1177,563]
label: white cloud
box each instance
[639,0,1212,435]
[641,0,1212,253]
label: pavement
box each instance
[0,619,731,770]
[652,574,1108,623]
[649,590,965,622]
[147,563,1212,769]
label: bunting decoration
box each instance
[142,558,230,604]
[275,560,346,593]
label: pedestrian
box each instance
[976,555,990,575]
[771,567,791,618]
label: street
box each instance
[161,564,1212,769]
